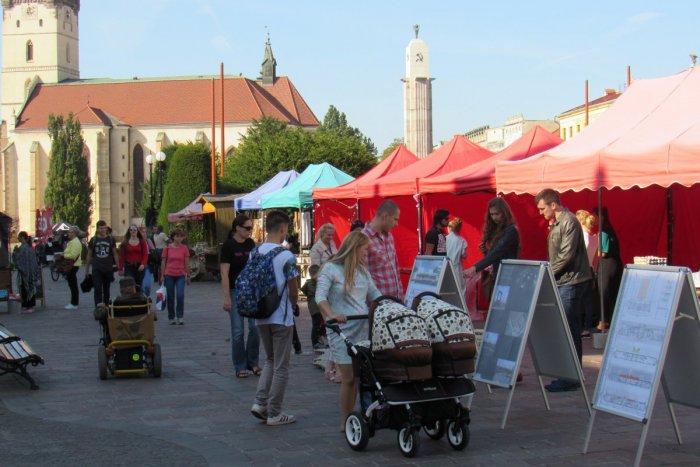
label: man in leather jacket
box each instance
[536,188,591,392]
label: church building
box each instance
[0,0,318,232]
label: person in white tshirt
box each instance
[250,210,299,426]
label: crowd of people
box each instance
[10,187,622,426]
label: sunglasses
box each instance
[129,228,138,232]
[239,225,253,231]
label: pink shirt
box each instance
[163,244,190,277]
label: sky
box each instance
[3,0,699,151]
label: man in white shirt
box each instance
[250,210,299,426]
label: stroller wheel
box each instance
[446,420,470,451]
[423,420,446,440]
[397,424,420,457]
[97,346,108,380]
[345,412,369,451]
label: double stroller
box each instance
[326,292,476,457]
[96,295,162,380]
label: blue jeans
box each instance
[142,266,152,297]
[230,289,260,372]
[164,275,185,320]
[558,282,585,364]
[92,268,112,306]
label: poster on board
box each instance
[404,256,466,312]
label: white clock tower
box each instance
[402,24,433,159]
[1,0,80,127]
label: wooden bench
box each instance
[0,323,44,389]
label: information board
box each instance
[591,268,680,422]
[583,265,700,467]
[473,260,589,428]
[404,256,466,311]
[473,262,540,386]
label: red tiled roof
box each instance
[15,76,319,130]
[559,91,620,116]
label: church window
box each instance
[26,41,34,62]
[569,127,573,138]
[39,19,43,27]
[133,144,145,215]
[66,44,70,63]
[16,20,20,27]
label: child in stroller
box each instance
[325,294,474,458]
[95,277,162,379]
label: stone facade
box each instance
[465,115,559,152]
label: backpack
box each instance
[235,246,288,319]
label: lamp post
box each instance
[155,151,166,211]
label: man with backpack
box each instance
[84,220,119,306]
[242,210,299,426]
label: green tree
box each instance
[44,113,93,229]
[157,142,211,227]
[319,105,377,155]
[381,137,404,160]
[223,115,378,193]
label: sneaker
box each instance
[21,307,35,314]
[64,304,78,310]
[178,319,184,325]
[169,320,177,325]
[267,413,296,426]
[581,330,591,339]
[545,379,579,392]
[294,347,302,355]
[250,403,267,420]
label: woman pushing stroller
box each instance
[316,230,381,431]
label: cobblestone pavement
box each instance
[0,268,698,466]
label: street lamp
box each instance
[155,151,166,211]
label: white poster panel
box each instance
[404,256,446,308]
[592,268,681,422]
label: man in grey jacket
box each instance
[536,188,592,392]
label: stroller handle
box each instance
[325,315,368,326]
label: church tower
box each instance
[402,25,433,158]
[260,35,276,86]
[1,0,80,126]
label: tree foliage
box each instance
[44,113,93,229]
[381,137,404,160]
[319,105,377,155]
[223,111,378,193]
[157,142,211,227]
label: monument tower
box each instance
[402,24,433,159]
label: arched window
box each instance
[26,40,33,62]
[133,144,144,215]
[66,44,70,63]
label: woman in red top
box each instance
[119,224,148,291]
[159,229,191,325]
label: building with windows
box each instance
[0,0,318,232]
[465,114,559,152]
[557,88,620,141]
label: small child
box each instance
[300,264,323,349]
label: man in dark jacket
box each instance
[536,188,591,392]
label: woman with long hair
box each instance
[159,229,191,325]
[593,206,622,328]
[446,217,467,297]
[12,231,39,313]
[220,214,260,378]
[466,197,520,300]
[316,231,381,431]
[119,224,148,291]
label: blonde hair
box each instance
[448,217,463,232]
[316,223,335,242]
[329,230,369,294]
[575,210,596,232]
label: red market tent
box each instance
[354,136,494,287]
[356,135,493,198]
[497,66,700,270]
[312,145,419,245]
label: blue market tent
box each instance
[234,170,299,211]
[262,163,354,209]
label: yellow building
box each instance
[558,89,620,140]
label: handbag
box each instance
[57,257,76,274]
[80,274,94,293]
[155,285,167,311]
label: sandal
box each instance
[250,367,262,376]
[236,370,250,378]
